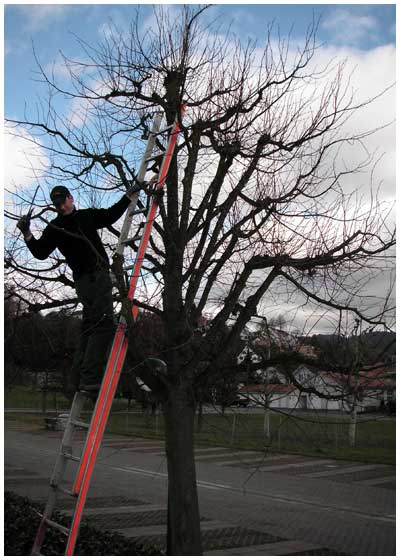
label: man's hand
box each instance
[126,174,159,198]
[17,215,32,240]
[148,174,159,187]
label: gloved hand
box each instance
[17,214,32,236]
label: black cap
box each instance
[50,185,71,207]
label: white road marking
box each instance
[108,464,395,525]
[304,464,388,478]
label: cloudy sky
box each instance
[4,3,395,191]
[3,3,396,333]
[4,4,395,190]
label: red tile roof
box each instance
[320,364,395,390]
[239,384,297,395]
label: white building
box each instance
[238,363,395,413]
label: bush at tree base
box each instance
[4,491,163,555]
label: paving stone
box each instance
[220,455,327,468]
[256,459,333,472]
[194,447,229,455]
[56,495,148,509]
[304,464,392,479]
[61,504,163,516]
[205,540,343,555]
[127,525,285,551]
[4,467,37,476]
[373,480,396,490]
[201,452,264,463]
[264,462,361,475]
[5,477,52,486]
[105,445,164,454]
[119,520,232,538]
[78,508,169,529]
[322,468,394,484]
[130,447,165,454]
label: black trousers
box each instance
[74,270,115,385]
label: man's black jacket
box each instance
[26,195,130,279]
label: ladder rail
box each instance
[66,334,129,555]
[72,321,127,496]
[128,110,184,311]
[114,113,163,257]
[30,392,87,555]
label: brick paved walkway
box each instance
[4,422,395,555]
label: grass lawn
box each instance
[103,408,396,464]
[5,387,395,465]
[4,386,70,410]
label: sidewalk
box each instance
[4,420,396,555]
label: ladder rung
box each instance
[129,208,146,216]
[122,235,141,244]
[154,124,173,135]
[145,151,165,162]
[71,419,90,429]
[62,452,81,462]
[44,517,70,536]
[54,485,77,497]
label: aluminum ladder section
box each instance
[114,111,163,259]
[31,391,89,554]
[30,106,184,556]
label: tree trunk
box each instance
[263,406,270,440]
[196,401,203,433]
[164,386,203,555]
[41,390,47,415]
[349,407,357,448]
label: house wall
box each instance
[246,392,265,407]
[244,386,391,412]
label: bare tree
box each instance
[5,6,395,554]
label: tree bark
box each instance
[263,406,271,440]
[196,401,203,433]
[349,406,357,448]
[164,385,203,555]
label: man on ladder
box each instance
[27,106,184,556]
[17,178,156,393]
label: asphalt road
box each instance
[4,421,396,555]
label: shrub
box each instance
[4,491,162,555]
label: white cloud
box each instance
[4,41,12,57]
[15,4,72,32]
[4,123,50,193]
[310,44,396,201]
[181,36,395,331]
[322,8,379,47]
[43,57,75,81]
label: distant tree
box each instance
[4,301,80,398]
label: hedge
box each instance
[4,491,163,556]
